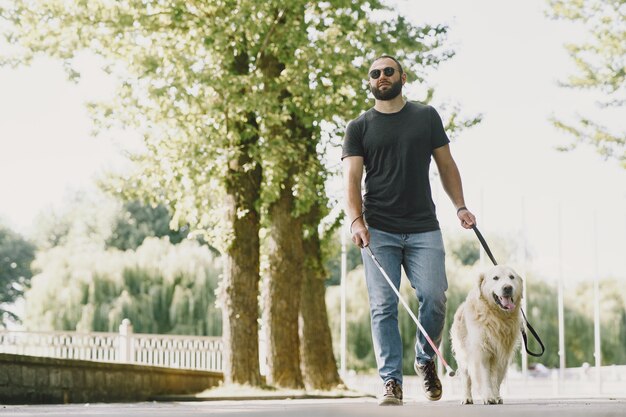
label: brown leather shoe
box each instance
[378,379,403,406]
[414,360,442,401]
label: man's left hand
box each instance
[457,208,476,229]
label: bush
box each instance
[23,237,222,335]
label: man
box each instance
[342,55,476,406]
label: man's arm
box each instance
[343,156,370,247]
[432,144,476,229]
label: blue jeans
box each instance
[361,227,448,384]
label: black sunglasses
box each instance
[369,67,396,79]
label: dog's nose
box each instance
[503,285,513,295]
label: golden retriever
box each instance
[450,265,523,405]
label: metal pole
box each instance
[557,203,566,390]
[340,220,348,377]
[593,211,602,393]
[520,197,528,381]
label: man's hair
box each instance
[372,55,404,74]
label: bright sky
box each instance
[0,0,624,284]
[396,0,626,283]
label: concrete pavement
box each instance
[1,398,625,417]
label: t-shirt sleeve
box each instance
[429,106,450,149]
[341,119,364,160]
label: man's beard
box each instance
[370,79,402,101]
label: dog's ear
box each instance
[477,272,485,289]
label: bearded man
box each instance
[342,55,476,405]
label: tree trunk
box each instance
[222,147,263,386]
[219,47,264,386]
[257,38,306,388]
[299,208,343,390]
[263,183,305,388]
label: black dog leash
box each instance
[472,225,545,357]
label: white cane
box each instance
[364,245,456,377]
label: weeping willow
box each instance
[24,237,222,336]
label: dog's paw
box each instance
[484,398,500,405]
[461,398,473,405]
[497,398,503,404]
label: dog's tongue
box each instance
[500,296,516,310]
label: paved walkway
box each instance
[2,398,625,417]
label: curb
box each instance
[151,393,376,402]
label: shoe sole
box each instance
[378,398,403,406]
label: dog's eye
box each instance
[492,276,499,281]
[509,275,515,280]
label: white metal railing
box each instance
[0,319,223,372]
[0,329,119,362]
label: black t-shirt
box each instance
[341,101,450,233]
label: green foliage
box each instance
[326,265,375,372]
[2,2,482,385]
[23,237,222,335]
[106,200,189,251]
[0,0,479,251]
[30,191,120,251]
[323,229,363,287]
[31,191,190,252]
[0,224,36,326]
[524,280,560,367]
[510,277,626,368]
[548,0,625,167]
[327,242,626,373]
[326,256,479,373]
[445,235,480,266]
[567,279,626,365]
[30,210,72,250]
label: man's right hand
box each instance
[351,223,370,248]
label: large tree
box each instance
[0,224,36,326]
[2,0,272,386]
[30,192,188,251]
[1,0,472,388]
[246,1,470,387]
[106,200,189,251]
[548,0,625,167]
